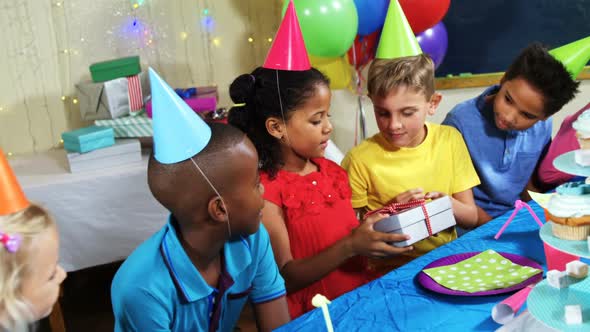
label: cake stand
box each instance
[553,150,590,177]
[530,223,590,330]
[528,277,590,331]
[539,222,590,259]
[527,149,590,330]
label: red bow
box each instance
[365,199,433,236]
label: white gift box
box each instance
[66,139,141,173]
[76,72,150,120]
[374,196,456,247]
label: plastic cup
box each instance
[543,242,579,271]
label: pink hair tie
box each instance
[0,232,22,253]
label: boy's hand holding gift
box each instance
[424,191,446,200]
[368,197,457,248]
[391,188,426,203]
[390,188,447,203]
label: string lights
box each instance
[49,2,275,107]
[46,1,274,106]
[7,0,280,155]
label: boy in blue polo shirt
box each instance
[443,40,586,224]
[111,69,290,332]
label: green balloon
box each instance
[283,0,358,57]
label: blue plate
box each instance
[553,151,590,177]
[540,222,590,259]
[528,277,590,331]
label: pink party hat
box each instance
[263,0,311,71]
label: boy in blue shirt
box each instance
[111,69,290,332]
[443,42,583,224]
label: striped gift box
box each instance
[94,114,152,137]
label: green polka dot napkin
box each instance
[423,250,542,293]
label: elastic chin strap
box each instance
[276,70,291,146]
[189,157,231,238]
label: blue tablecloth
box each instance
[276,202,547,332]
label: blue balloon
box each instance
[354,0,389,36]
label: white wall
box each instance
[1,0,588,156]
[0,0,281,155]
[330,80,590,155]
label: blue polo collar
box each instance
[477,84,530,136]
[476,85,499,121]
[160,216,253,302]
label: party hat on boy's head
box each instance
[149,68,211,164]
[376,0,422,59]
[0,149,30,215]
[263,0,311,71]
[549,36,590,79]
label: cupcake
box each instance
[546,181,590,240]
[572,111,590,166]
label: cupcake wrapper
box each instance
[551,223,590,240]
[577,135,590,149]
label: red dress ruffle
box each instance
[261,158,370,318]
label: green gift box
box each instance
[89,56,141,83]
[94,114,152,138]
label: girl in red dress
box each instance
[228,67,413,318]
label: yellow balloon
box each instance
[309,55,352,90]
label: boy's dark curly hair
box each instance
[228,67,329,179]
[503,43,580,117]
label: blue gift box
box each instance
[61,126,115,153]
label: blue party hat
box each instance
[149,68,211,164]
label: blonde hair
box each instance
[367,54,435,100]
[0,204,55,332]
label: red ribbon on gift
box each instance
[365,199,433,236]
[127,75,143,114]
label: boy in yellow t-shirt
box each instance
[341,54,480,274]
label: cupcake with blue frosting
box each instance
[546,181,590,240]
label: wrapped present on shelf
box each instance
[145,86,218,118]
[61,126,115,154]
[76,72,150,120]
[66,139,142,173]
[94,114,152,138]
[372,196,456,247]
[175,86,218,100]
[89,56,141,83]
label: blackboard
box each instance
[437,0,590,76]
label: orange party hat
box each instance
[0,149,30,215]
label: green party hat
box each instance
[549,36,590,79]
[375,0,422,59]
